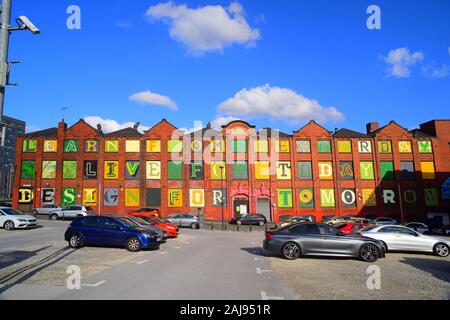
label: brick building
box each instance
[12,118,450,223]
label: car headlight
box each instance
[18,219,27,222]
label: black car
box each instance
[231,214,267,226]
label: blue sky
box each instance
[5,0,450,134]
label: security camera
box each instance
[17,16,40,35]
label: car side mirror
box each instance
[336,231,345,236]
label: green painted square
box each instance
[380,161,395,181]
[317,140,331,153]
[232,162,248,179]
[168,161,183,180]
[22,140,37,152]
[64,140,78,152]
[21,161,36,179]
[63,161,77,179]
[232,140,247,153]
[418,141,432,153]
[168,140,183,153]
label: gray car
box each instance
[32,204,62,216]
[263,222,386,262]
[166,214,199,229]
[49,205,92,220]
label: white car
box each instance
[0,207,38,230]
[361,225,450,257]
[32,204,62,216]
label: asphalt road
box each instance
[0,221,292,300]
[0,220,449,300]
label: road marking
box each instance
[82,280,106,287]
[256,267,273,274]
[130,260,148,265]
[174,246,181,249]
[260,291,284,301]
[159,251,168,255]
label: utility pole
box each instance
[0,0,12,124]
[0,0,40,124]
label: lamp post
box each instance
[219,165,225,231]
[0,0,40,124]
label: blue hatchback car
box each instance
[64,216,161,252]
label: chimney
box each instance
[58,120,67,136]
[366,122,379,134]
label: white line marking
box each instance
[260,291,284,300]
[159,251,168,255]
[174,246,181,249]
[82,280,106,287]
[256,267,273,274]
[130,260,148,265]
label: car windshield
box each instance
[336,224,348,229]
[1,208,24,216]
[117,217,139,228]
[130,217,151,225]
[361,226,377,232]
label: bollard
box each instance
[237,224,239,232]
[250,224,252,232]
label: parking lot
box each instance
[0,220,449,300]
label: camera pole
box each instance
[0,0,12,123]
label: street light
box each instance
[0,0,40,123]
[219,165,225,231]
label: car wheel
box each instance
[50,214,59,221]
[433,243,450,257]
[32,209,38,216]
[359,244,379,262]
[281,242,301,260]
[69,234,83,249]
[191,222,198,229]
[126,237,142,252]
[4,220,15,231]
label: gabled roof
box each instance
[23,128,58,138]
[104,127,142,138]
[293,120,332,135]
[222,120,256,129]
[333,128,369,138]
[369,120,409,136]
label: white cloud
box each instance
[129,90,178,110]
[422,63,450,78]
[383,48,424,78]
[84,116,150,134]
[145,1,260,55]
[217,84,345,124]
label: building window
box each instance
[337,141,352,153]
[254,140,268,153]
[276,140,290,153]
[125,140,140,153]
[298,161,312,180]
[378,140,392,153]
[276,161,292,180]
[358,140,372,153]
[421,162,435,180]
[398,141,412,153]
[21,160,36,179]
[168,161,183,180]
[277,189,293,208]
[168,140,183,153]
[418,140,433,153]
[296,140,311,153]
[64,140,78,153]
[43,140,58,152]
[255,161,270,180]
[190,161,204,180]
[400,161,415,180]
[317,140,332,153]
[339,161,354,180]
[360,161,375,180]
[63,161,77,179]
[380,161,395,181]
[318,162,333,180]
[146,140,161,153]
[105,140,119,153]
[232,140,247,153]
[232,161,248,179]
[22,139,37,152]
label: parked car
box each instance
[130,214,179,238]
[374,217,398,225]
[65,216,161,252]
[321,214,336,223]
[350,217,374,224]
[361,225,450,257]
[327,216,353,226]
[128,208,161,218]
[166,214,199,229]
[119,216,168,242]
[49,205,93,220]
[32,204,62,216]
[403,222,429,234]
[280,216,308,228]
[263,222,386,262]
[336,222,373,235]
[0,207,38,230]
[279,214,294,223]
[230,214,267,226]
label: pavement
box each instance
[0,220,449,300]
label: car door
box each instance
[97,217,124,246]
[181,215,193,227]
[390,227,426,251]
[319,224,353,255]
[79,216,102,245]
[0,210,7,227]
[289,224,323,254]
[375,226,404,250]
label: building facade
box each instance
[0,115,26,201]
[12,118,450,222]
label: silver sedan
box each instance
[361,225,450,257]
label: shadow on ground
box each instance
[399,257,450,284]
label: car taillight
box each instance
[266,233,273,239]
